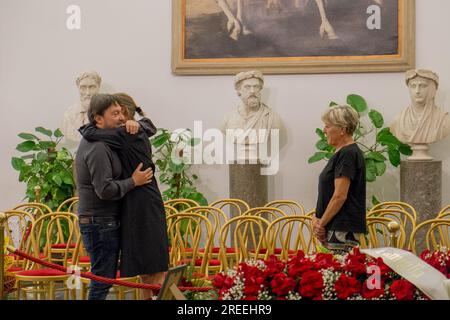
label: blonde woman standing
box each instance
[313,105,366,253]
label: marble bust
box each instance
[61,70,102,149]
[391,69,450,160]
[221,70,282,162]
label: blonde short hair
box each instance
[322,105,360,135]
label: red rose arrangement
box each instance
[213,247,450,300]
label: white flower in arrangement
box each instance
[258,290,272,300]
[287,292,302,300]
[320,268,340,300]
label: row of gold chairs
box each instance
[3,198,449,299]
[163,199,450,275]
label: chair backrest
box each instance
[370,201,418,222]
[265,200,305,215]
[166,212,214,275]
[265,216,316,260]
[182,206,228,240]
[24,212,79,269]
[164,205,178,216]
[4,210,35,266]
[210,199,250,217]
[367,208,416,248]
[56,197,79,213]
[164,199,199,212]
[218,215,269,271]
[360,216,407,249]
[437,205,450,219]
[305,209,316,217]
[11,203,52,220]
[243,207,287,223]
[409,219,450,254]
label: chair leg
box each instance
[118,287,125,300]
[49,282,55,300]
[81,282,87,300]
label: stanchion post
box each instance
[388,221,400,248]
[0,212,6,300]
[34,185,42,203]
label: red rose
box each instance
[244,275,264,296]
[344,255,367,276]
[390,279,415,300]
[270,272,296,296]
[362,279,385,299]
[314,253,341,270]
[244,295,258,300]
[334,274,361,299]
[299,270,324,299]
[288,258,314,278]
[224,276,235,289]
[264,255,286,277]
[213,274,226,289]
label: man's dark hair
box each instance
[88,94,120,124]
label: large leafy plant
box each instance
[308,94,412,204]
[11,127,75,210]
[151,128,207,206]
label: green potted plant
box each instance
[151,128,207,206]
[11,127,75,210]
[308,94,412,205]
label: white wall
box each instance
[1,0,449,214]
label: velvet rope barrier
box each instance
[7,246,214,293]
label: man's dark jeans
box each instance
[79,217,120,300]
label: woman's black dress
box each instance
[80,120,169,277]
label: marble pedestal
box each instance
[400,160,442,252]
[229,164,268,247]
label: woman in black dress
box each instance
[80,93,169,299]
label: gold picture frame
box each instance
[172,0,415,75]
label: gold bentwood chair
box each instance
[164,205,179,216]
[360,216,407,249]
[409,219,450,254]
[367,208,416,248]
[14,212,79,300]
[3,210,35,273]
[182,206,229,274]
[437,205,450,219]
[265,216,317,260]
[12,203,52,220]
[218,215,270,272]
[369,201,418,223]
[210,199,251,217]
[56,197,79,213]
[166,212,214,275]
[265,200,306,215]
[164,199,199,212]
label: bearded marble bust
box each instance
[391,69,450,146]
[61,70,102,149]
[221,70,281,142]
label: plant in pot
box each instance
[150,128,208,207]
[11,127,75,210]
[308,94,412,205]
[11,127,75,248]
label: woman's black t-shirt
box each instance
[315,143,366,233]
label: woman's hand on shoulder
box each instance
[125,120,140,135]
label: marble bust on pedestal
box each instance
[221,70,281,163]
[61,70,102,149]
[391,69,450,160]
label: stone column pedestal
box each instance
[400,160,442,252]
[229,163,268,247]
[229,164,268,211]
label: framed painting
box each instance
[172,0,415,75]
